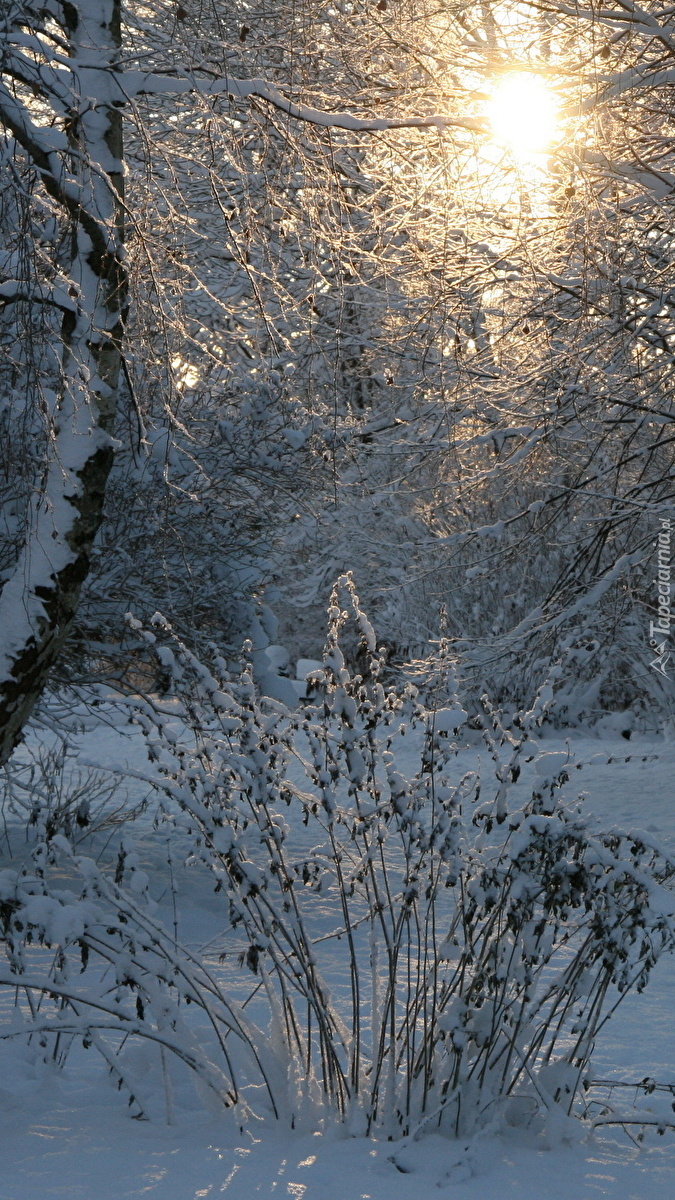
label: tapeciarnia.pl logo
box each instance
[649,517,672,679]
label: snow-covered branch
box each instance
[118,70,485,134]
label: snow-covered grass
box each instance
[1,722,675,1198]
[2,576,675,1200]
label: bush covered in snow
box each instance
[1,578,674,1140]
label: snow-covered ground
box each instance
[1,722,675,1199]
[3,1103,675,1200]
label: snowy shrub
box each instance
[0,741,145,846]
[1,576,674,1139]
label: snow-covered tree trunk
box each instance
[0,0,126,762]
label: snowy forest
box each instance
[1,2,675,1197]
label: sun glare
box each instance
[486,73,559,159]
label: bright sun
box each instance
[486,73,559,158]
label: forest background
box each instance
[2,0,674,749]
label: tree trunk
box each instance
[0,0,126,764]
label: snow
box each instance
[1,723,675,1197]
[433,706,468,733]
[1,1091,675,1199]
[296,660,323,681]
